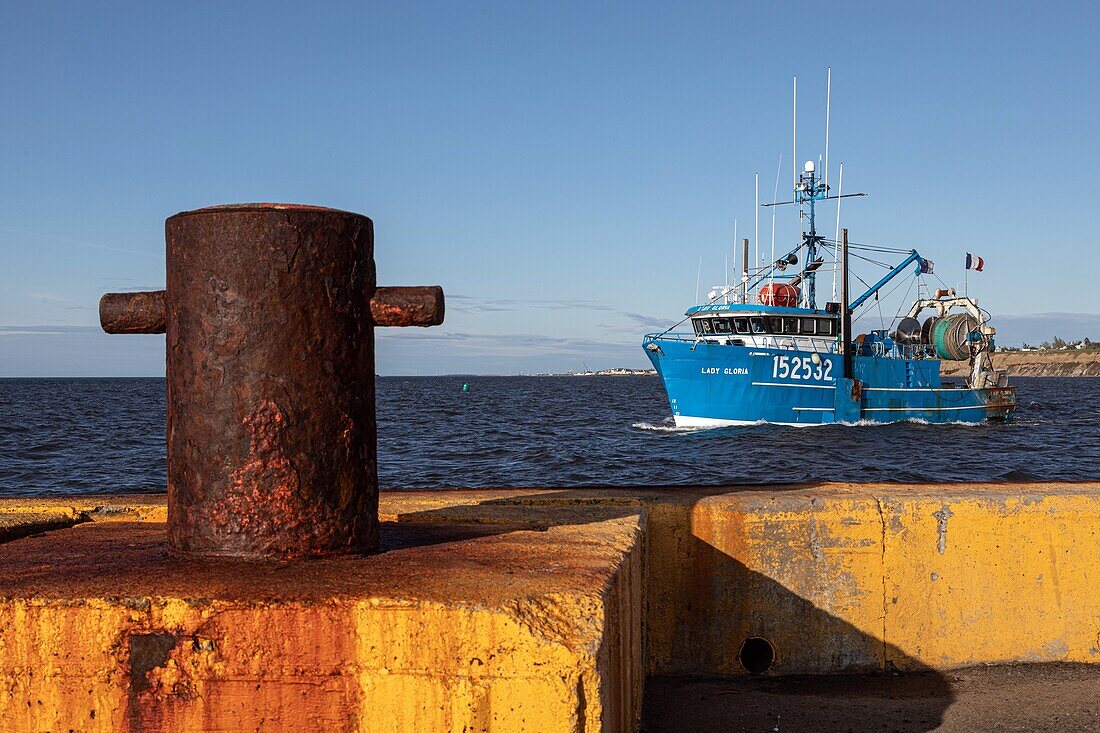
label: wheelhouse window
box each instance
[692,314,837,337]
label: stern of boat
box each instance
[980,385,1017,421]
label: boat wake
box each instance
[631,419,719,434]
[633,416,990,432]
[834,417,988,428]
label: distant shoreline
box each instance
[534,352,1100,379]
[532,368,657,377]
[6,356,1099,380]
[941,351,1100,378]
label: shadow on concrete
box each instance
[387,486,955,732]
[642,672,955,733]
[379,520,523,551]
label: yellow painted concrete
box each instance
[397,484,1100,676]
[0,502,643,733]
[0,494,168,525]
[881,491,1100,668]
[1,482,1099,731]
[636,483,1100,675]
[647,491,889,675]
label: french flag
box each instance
[965,253,984,272]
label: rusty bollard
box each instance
[100,204,444,559]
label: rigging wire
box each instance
[873,269,919,308]
[875,283,886,331]
[847,268,882,333]
[820,238,911,255]
[848,251,895,269]
[861,269,920,332]
[889,273,920,327]
[653,267,753,338]
[653,220,931,339]
[876,271,916,330]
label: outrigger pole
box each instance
[847,250,926,311]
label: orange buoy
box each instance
[758,282,799,307]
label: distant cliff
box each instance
[940,351,1100,377]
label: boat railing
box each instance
[643,332,698,344]
[647,333,964,362]
[893,343,940,360]
[646,332,847,355]
[711,290,763,306]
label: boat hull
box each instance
[644,337,1016,426]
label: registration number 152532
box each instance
[772,354,833,381]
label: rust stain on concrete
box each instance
[0,501,643,733]
[2,483,1100,729]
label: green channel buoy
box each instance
[461,383,470,393]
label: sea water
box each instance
[1,376,1096,496]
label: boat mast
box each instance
[796,159,828,309]
[841,227,852,379]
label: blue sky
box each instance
[1,1,1097,375]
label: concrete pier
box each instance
[1,483,1099,731]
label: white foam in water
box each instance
[778,417,988,428]
[837,417,986,428]
[631,419,719,433]
[632,416,989,431]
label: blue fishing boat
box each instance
[643,129,1015,426]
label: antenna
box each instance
[731,218,738,301]
[824,67,831,193]
[832,162,844,301]
[771,154,783,286]
[792,75,798,188]
[695,256,702,304]
[754,173,760,271]
[741,237,749,301]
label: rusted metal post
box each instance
[100,203,444,559]
[101,286,444,332]
[100,290,166,334]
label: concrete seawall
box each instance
[639,483,1100,674]
[1,483,1098,731]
